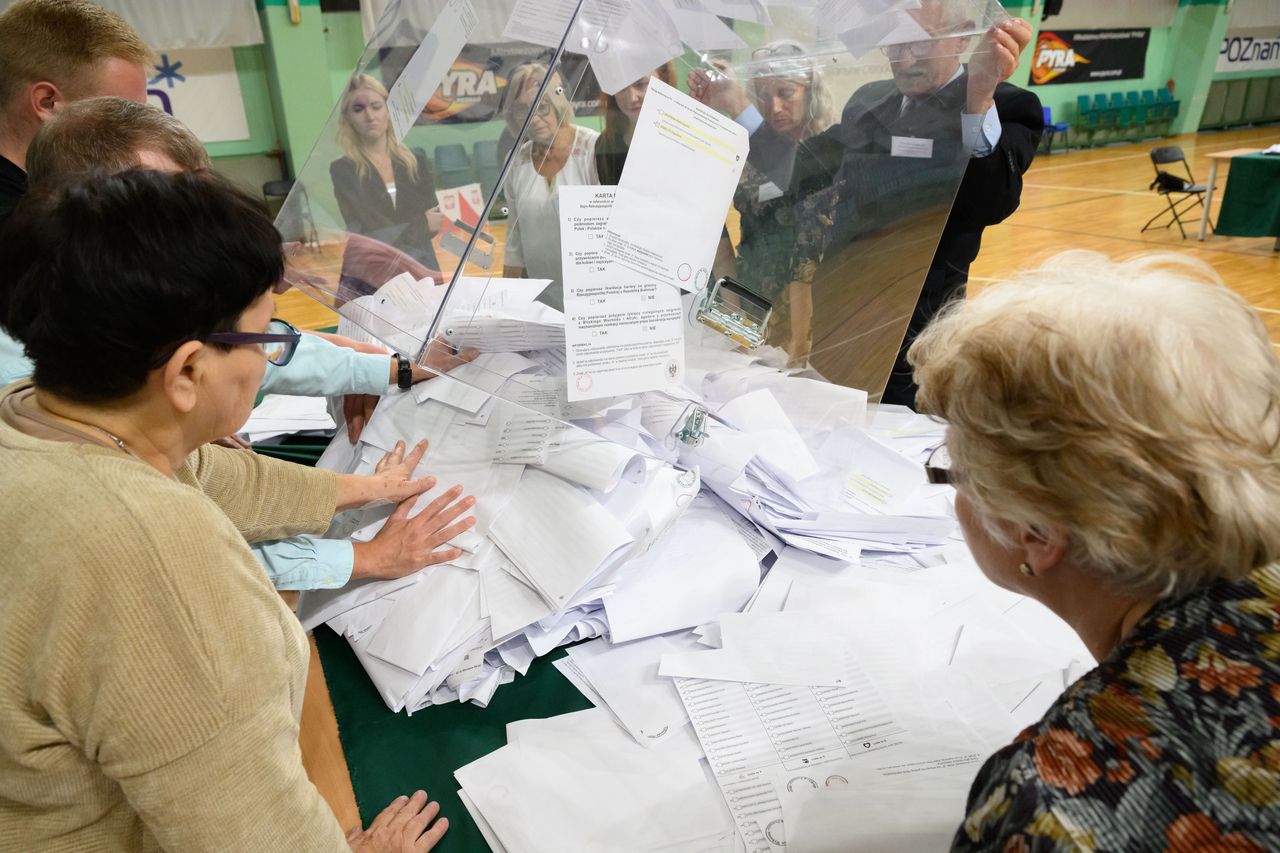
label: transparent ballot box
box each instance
[286,0,1013,717]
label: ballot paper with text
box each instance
[560,185,685,401]
[603,78,748,293]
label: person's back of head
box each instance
[0,0,151,159]
[0,169,283,403]
[910,250,1280,598]
[26,96,209,187]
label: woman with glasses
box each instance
[718,41,837,366]
[908,252,1280,851]
[0,171,460,851]
[330,73,442,292]
[500,63,598,311]
[593,63,677,186]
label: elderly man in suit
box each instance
[692,1,1040,406]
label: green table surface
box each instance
[314,625,592,852]
[1215,153,1280,238]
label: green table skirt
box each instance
[1215,153,1280,238]
[314,626,592,852]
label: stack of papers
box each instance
[303,277,966,715]
[455,707,734,853]
[240,394,336,443]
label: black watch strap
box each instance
[395,353,413,389]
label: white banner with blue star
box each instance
[146,50,250,144]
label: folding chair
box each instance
[1040,106,1072,154]
[1141,146,1209,239]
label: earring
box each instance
[1019,562,1035,577]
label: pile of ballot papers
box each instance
[297,270,978,714]
[455,547,1093,852]
[291,272,1097,849]
[241,394,336,444]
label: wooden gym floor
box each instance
[285,124,1280,834]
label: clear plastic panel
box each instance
[278,0,1011,459]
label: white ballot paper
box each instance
[561,185,685,401]
[603,78,748,292]
[385,0,476,141]
[574,1,684,97]
[674,673,912,853]
[501,0,580,48]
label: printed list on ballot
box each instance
[559,186,685,402]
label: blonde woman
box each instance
[907,252,1280,851]
[719,42,836,364]
[330,73,441,277]
[500,62,598,310]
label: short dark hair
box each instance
[0,170,283,402]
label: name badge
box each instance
[891,136,934,158]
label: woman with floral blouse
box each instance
[909,251,1280,851]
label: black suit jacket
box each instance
[329,149,440,271]
[748,73,1041,298]
[744,72,1042,401]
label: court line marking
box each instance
[1024,183,1152,197]
[999,220,1280,260]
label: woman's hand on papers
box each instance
[336,439,437,510]
[352,483,476,580]
[347,790,449,853]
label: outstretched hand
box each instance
[347,791,448,853]
[351,484,476,580]
[335,439,435,511]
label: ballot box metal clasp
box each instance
[696,276,772,350]
[675,404,709,447]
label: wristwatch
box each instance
[393,353,413,390]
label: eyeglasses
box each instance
[204,318,302,366]
[752,42,805,61]
[880,39,940,60]
[924,443,954,485]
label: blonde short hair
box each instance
[910,251,1280,598]
[0,0,151,108]
[27,96,209,186]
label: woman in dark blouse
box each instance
[908,251,1280,852]
[330,73,441,285]
[592,62,676,187]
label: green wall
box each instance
[213,0,1265,182]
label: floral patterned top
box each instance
[953,563,1280,852]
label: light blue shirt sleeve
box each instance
[962,103,1003,158]
[250,535,355,590]
[0,328,34,387]
[735,103,765,136]
[260,333,390,397]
